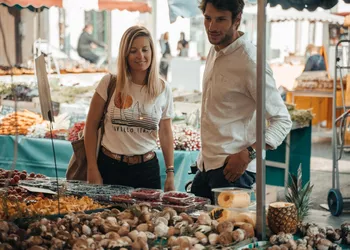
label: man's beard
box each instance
[208,24,235,47]
[212,33,233,46]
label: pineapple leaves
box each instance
[286,165,314,222]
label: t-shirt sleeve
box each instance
[95,74,111,101]
[161,81,174,120]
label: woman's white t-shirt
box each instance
[95,74,174,155]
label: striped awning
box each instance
[244,5,345,24]
[0,0,151,12]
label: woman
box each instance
[84,26,175,192]
[159,32,171,80]
[177,32,189,57]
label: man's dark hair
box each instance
[199,0,245,21]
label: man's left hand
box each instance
[164,174,175,192]
[223,150,250,183]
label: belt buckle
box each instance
[114,153,121,161]
[144,152,154,161]
[126,156,136,165]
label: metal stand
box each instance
[329,40,350,216]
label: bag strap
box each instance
[100,74,116,134]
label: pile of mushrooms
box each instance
[0,203,256,249]
[268,222,350,250]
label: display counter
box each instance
[0,125,311,191]
[0,135,198,192]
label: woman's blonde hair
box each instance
[116,25,164,104]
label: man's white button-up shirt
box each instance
[198,32,292,173]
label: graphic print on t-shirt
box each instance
[111,92,159,131]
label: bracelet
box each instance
[165,168,175,174]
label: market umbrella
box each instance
[0,0,151,12]
[268,0,350,11]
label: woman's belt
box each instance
[101,147,156,165]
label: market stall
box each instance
[0,119,312,191]
[0,135,199,192]
[0,1,349,249]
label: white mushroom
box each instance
[197,213,212,225]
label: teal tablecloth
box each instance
[0,136,198,192]
[0,126,311,190]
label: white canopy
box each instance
[244,5,345,24]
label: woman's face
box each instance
[127,36,152,73]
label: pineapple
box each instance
[267,165,313,235]
[285,164,314,223]
[267,202,298,234]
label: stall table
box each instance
[0,125,311,191]
[0,136,198,191]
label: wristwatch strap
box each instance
[247,146,256,160]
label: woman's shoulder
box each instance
[101,73,113,82]
[159,78,172,95]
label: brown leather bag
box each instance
[66,74,116,181]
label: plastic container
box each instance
[212,187,255,209]
[194,196,211,209]
[205,204,254,213]
[111,194,136,204]
[161,191,195,205]
[131,188,162,200]
[162,203,196,213]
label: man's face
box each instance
[204,3,236,49]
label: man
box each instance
[77,24,106,65]
[191,0,292,202]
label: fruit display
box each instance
[0,169,46,187]
[0,204,255,249]
[0,110,43,135]
[0,186,29,201]
[131,188,162,200]
[44,129,69,140]
[157,125,201,151]
[68,121,85,141]
[161,191,195,206]
[110,194,136,204]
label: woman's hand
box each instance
[164,172,175,192]
[87,164,103,184]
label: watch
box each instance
[246,146,256,160]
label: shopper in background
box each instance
[177,32,189,57]
[303,44,326,72]
[191,0,292,202]
[85,26,175,191]
[159,32,172,80]
[77,24,106,65]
